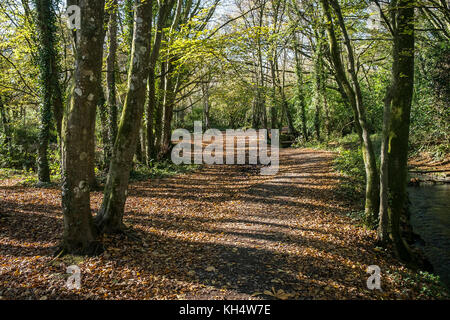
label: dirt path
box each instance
[0,148,445,299]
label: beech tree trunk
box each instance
[96,0,154,233]
[61,0,106,254]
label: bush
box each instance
[129,160,199,182]
[0,125,39,170]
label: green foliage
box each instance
[177,106,203,131]
[387,269,449,299]
[0,123,39,170]
[410,40,450,158]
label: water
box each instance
[408,184,450,287]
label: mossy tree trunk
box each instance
[61,0,106,255]
[387,0,415,262]
[160,0,183,158]
[146,0,175,162]
[106,0,118,163]
[96,0,154,234]
[321,0,380,227]
[378,85,392,243]
[98,87,110,169]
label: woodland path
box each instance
[0,147,428,299]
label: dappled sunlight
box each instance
[0,148,444,299]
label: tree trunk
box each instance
[146,68,156,161]
[377,85,392,243]
[140,124,147,164]
[161,59,179,158]
[312,32,326,142]
[154,60,166,158]
[106,0,118,158]
[387,0,415,262]
[0,97,11,152]
[270,59,279,130]
[50,53,63,144]
[35,0,58,184]
[146,0,175,162]
[202,82,210,129]
[294,46,308,141]
[61,0,106,255]
[98,85,110,170]
[96,0,154,234]
[321,0,380,227]
[252,0,267,129]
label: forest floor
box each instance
[0,147,448,300]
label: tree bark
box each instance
[96,0,154,234]
[98,84,110,170]
[202,82,210,129]
[387,0,415,262]
[294,46,308,141]
[377,85,392,243]
[146,0,175,162]
[270,59,279,130]
[35,0,58,184]
[321,0,380,227]
[161,59,179,158]
[106,0,118,158]
[61,0,106,255]
[154,59,166,158]
[0,97,11,152]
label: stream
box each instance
[408,184,450,287]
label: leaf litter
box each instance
[0,148,448,300]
